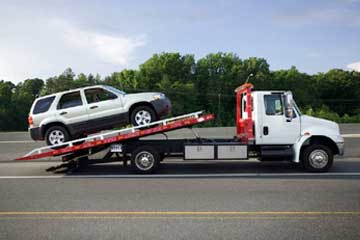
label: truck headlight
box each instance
[153,93,165,100]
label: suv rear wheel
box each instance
[45,126,70,146]
[130,106,157,126]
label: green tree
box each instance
[138,53,195,90]
[314,69,360,116]
[271,66,314,108]
[195,53,271,125]
[2,52,360,131]
[104,69,139,92]
[138,53,197,115]
[43,68,76,94]
[0,81,15,130]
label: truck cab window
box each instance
[264,95,283,115]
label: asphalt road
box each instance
[1,178,360,240]
[1,126,360,239]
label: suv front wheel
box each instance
[45,126,70,146]
[130,106,157,126]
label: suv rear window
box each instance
[32,96,55,114]
[58,91,83,109]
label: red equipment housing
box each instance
[235,83,254,143]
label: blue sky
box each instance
[1,0,359,83]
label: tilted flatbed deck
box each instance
[16,111,214,161]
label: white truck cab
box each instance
[237,84,344,171]
[252,90,343,148]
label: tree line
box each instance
[1,52,360,131]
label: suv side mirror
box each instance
[284,92,294,121]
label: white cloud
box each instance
[52,19,146,66]
[347,62,360,72]
[0,16,146,83]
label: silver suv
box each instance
[28,85,171,145]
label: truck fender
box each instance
[292,135,312,163]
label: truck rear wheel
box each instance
[301,144,333,172]
[131,146,160,174]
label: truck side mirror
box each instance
[284,92,294,121]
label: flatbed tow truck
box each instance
[17,83,344,173]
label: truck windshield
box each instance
[293,101,301,116]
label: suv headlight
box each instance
[153,93,165,100]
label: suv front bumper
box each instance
[29,127,44,141]
[151,98,172,117]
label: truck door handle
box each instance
[60,111,67,115]
[263,126,269,135]
[90,105,98,109]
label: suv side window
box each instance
[33,96,55,114]
[264,95,283,115]
[85,88,117,104]
[58,91,83,109]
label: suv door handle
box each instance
[90,105,98,109]
[60,111,67,115]
[263,126,269,135]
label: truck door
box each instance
[259,93,300,144]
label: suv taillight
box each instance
[28,116,33,126]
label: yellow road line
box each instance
[0,216,319,220]
[0,211,359,215]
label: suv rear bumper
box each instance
[29,127,44,141]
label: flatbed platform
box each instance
[17,111,214,161]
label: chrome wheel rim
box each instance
[135,110,152,125]
[135,151,154,171]
[49,130,65,145]
[309,149,328,169]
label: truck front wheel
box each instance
[301,144,333,172]
[131,146,160,174]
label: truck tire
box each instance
[131,146,160,174]
[301,144,333,172]
[130,106,157,126]
[45,126,70,146]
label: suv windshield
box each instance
[33,96,55,114]
[104,86,126,95]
